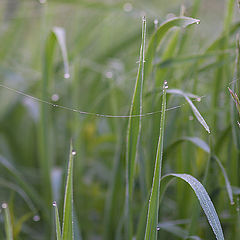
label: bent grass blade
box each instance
[162,174,225,240]
[145,16,200,77]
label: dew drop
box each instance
[189,115,194,121]
[154,19,159,26]
[1,203,8,209]
[196,97,201,102]
[64,73,70,79]
[157,226,160,231]
[52,201,57,207]
[105,71,113,79]
[51,94,59,102]
[123,3,133,12]
[72,150,77,156]
[33,215,40,222]
[163,80,168,89]
[196,21,200,25]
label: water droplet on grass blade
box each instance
[1,203,8,209]
[64,73,70,79]
[157,226,160,231]
[33,215,40,222]
[72,150,77,156]
[196,97,201,102]
[163,80,168,89]
[52,201,57,207]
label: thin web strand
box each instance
[0,83,205,118]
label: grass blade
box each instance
[52,27,70,78]
[125,16,146,239]
[144,81,167,240]
[2,203,13,240]
[166,88,210,133]
[62,143,74,240]
[162,174,225,240]
[184,95,210,133]
[53,201,62,240]
[167,137,234,205]
[0,155,46,213]
[39,26,70,206]
[145,16,200,77]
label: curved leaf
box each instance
[167,137,233,205]
[145,17,200,76]
[166,89,210,133]
[162,174,225,240]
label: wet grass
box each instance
[0,0,240,239]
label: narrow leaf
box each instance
[145,17,200,76]
[125,16,146,239]
[166,89,210,133]
[168,137,234,205]
[53,201,62,240]
[162,174,225,240]
[2,203,13,240]
[52,27,70,78]
[62,143,74,240]
[184,95,210,133]
[144,81,167,240]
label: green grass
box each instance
[0,0,240,239]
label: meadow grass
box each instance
[0,0,240,239]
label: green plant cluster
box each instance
[0,0,239,239]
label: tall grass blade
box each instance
[144,81,167,240]
[145,17,200,77]
[39,26,70,206]
[62,143,74,240]
[2,203,13,240]
[125,16,146,239]
[53,201,62,240]
[162,174,225,240]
